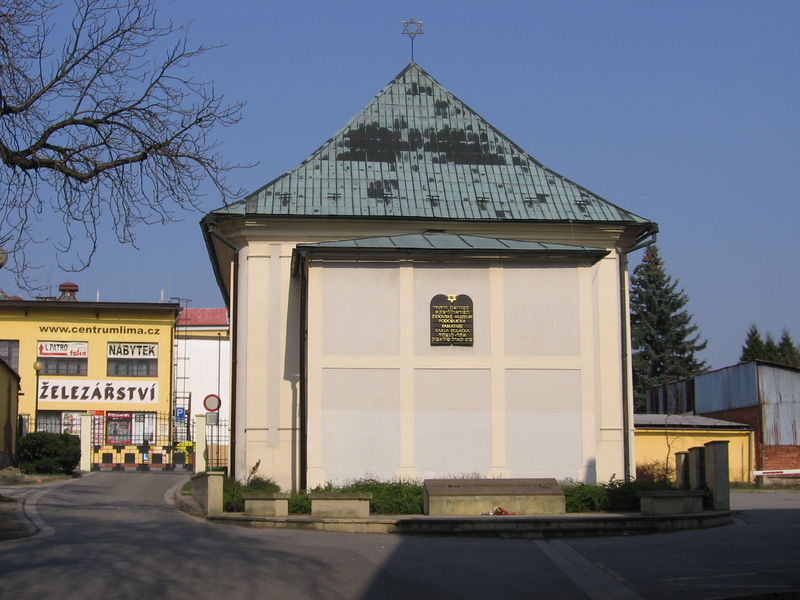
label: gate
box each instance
[19,411,230,472]
[89,412,195,472]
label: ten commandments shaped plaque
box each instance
[430,294,474,346]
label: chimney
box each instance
[58,282,79,302]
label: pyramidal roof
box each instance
[212,63,653,227]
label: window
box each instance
[107,342,158,377]
[107,358,158,377]
[37,411,84,434]
[37,341,88,375]
[40,356,88,375]
[0,340,19,372]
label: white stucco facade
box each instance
[207,220,639,490]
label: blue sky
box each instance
[3,1,798,369]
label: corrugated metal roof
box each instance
[211,62,654,227]
[298,232,606,252]
[634,414,752,429]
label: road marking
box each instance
[535,540,642,599]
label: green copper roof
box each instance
[291,233,609,275]
[213,63,654,227]
[298,232,606,253]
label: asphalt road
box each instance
[1,474,799,600]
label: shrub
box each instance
[604,479,675,512]
[223,477,245,512]
[17,432,80,474]
[636,460,673,483]
[245,475,281,493]
[561,478,677,513]
[289,492,311,514]
[287,477,425,515]
[223,475,282,512]
[562,483,609,512]
[338,478,424,514]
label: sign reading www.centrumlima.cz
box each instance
[37,341,88,358]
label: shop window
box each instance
[37,411,63,433]
[40,356,88,375]
[36,410,84,434]
[132,412,156,444]
[0,340,19,372]
[105,411,156,445]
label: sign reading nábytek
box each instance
[107,342,158,358]
[430,294,474,346]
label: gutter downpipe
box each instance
[206,223,240,478]
[298,254,308,491]
[619,231,657,481]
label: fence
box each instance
[18,412,229,472]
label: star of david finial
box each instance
[401,17,424,61]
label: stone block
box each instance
[705,440,730,511]
[688,447,706,491]
[310,493,372,518]
[243,492,290,517]
[424,478,565,516]
[638,490,705,515]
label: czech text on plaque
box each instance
[430,294,474,346]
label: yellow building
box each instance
[0,283,181,469]
[0,356,20,468]
[634,414,754,483]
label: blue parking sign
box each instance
[175,407,186,422]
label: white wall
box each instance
[181,335,231,423]
[304,258,621,487]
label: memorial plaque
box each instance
[430,294,474,346]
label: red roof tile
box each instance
[177,307,228,327]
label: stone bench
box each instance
[424,478,565,516]
[309,493,372,518]
[243,492,290,517]
[638,490,706,515]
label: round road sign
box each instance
[203,394,222,412]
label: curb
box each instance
[203,510,733,538]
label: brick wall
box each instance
[701,406,763,469]
[762,445,800,470]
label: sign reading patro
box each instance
[430,294,474,346]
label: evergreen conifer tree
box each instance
[777,329,800,367]
[739,326,799,367]
[763,333,781,363]
[630,246,708,412]
[740,325,766,362]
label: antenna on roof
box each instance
[401,17,424,62]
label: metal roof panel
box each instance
[212,63,654,229]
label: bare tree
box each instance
[0,0,244,287]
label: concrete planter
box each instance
[424,478,565,516]
[309,493,372,518]
[638,490,705,515]
[243,492,290,517]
